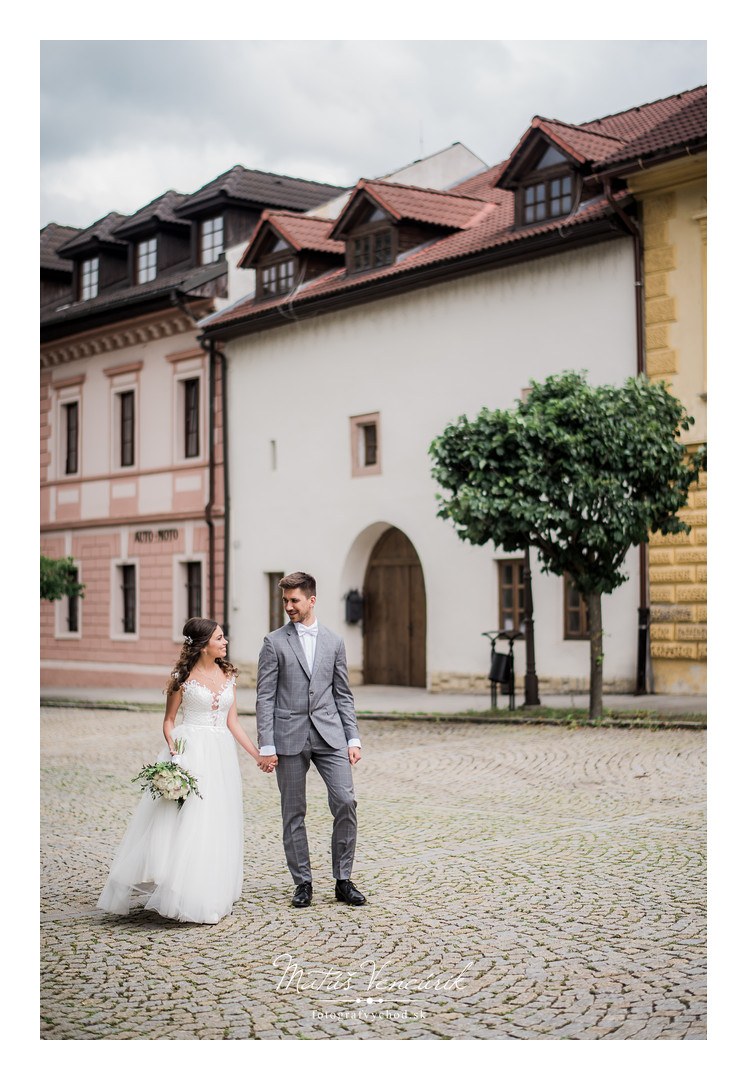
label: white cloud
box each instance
[40,39,706,227]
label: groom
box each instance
[256,571,366,908]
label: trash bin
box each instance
[489,652,511,685]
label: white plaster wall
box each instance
[381,142,488,191]
[222,242,256,308]
[226,239,640,684]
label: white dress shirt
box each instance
[296,620,318,671]
[259,620,361,756]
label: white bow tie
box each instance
[297,624,318,637]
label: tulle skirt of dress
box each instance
[96,722,244,924]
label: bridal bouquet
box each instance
[132,739,202,808]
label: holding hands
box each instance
[258,754,278,774]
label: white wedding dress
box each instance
[97,676,244,924]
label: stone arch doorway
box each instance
[363,526,426,686]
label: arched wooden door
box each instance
[363,527,426,686]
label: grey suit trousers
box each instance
[276,721,357,883]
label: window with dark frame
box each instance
[351,228,394,273]
[521,174,573,225]
[80,257,99,300]
[184,378,200,458]
[120,564,137,634]
[200,216,224,264]
[564,574,590,639]
[63,401,79,474]
[259,258,296,298]
[350,413,381,476]
[67,566,80,633]
[119,390,135,467]
[497,559,525,632]
[185,562,202,620]
[268,572,285,631]
[136,238,157,283]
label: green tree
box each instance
[40,555,85,602]
[429,371,704,719]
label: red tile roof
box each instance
[239,211,343,268]
[547,85,706,170]
[204,190,619,332]
[450,162,513,205]
[585,85,706,169]
[333,179,489,234]
[203,85,706,336]
[533,119,625,164]
[496,85,706,186]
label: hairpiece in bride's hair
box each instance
[184,635,193,645]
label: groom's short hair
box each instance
[279,571,316,597]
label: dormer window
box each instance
[343,202,396,275]
[515,143,577,227]
[80,257,99,300]
[255,234,297,299]
[136,238,157,283]
[200,216,224,264]
[331,182,478,278]
[239,211,344,298]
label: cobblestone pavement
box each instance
[41,707,706,1040]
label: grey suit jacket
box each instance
[256,622,360,755]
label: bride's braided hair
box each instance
[165,617,238,694]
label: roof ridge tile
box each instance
[365,177,488,204]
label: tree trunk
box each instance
[522,546,540,706]
[587,591,604,719]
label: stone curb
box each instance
[40,698,706,730]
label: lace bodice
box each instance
[180,675,236,730]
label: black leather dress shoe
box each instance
[335,879,367,906]
[291,882,312,908]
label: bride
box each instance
[97,618,268,924]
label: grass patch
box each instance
[356,706,705,728]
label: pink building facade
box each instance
[41,321,227,688]
[41,168,343,688]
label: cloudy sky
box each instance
[40,39,706,229]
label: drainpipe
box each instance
[171,289,221,625]
[602,180,650,695]
[196,336,230,638]
[196,336,229,635]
